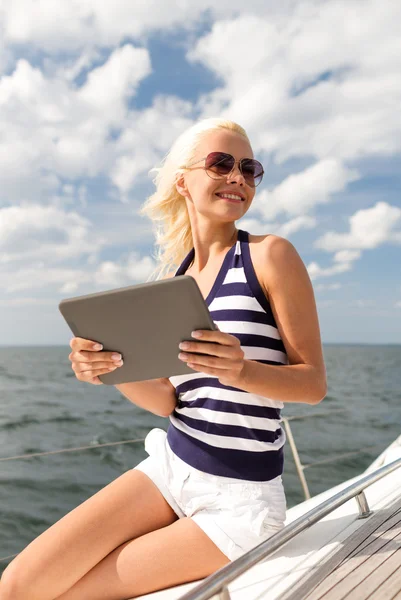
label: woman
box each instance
[0,118,327,600]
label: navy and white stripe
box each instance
[167,229,288,482]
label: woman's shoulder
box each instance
[249,232,292,248]
[249,233,297,261]
[249,233,303,296]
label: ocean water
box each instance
[0,344,400,574]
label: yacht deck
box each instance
[281,495,401,600]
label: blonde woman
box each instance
[0,118,327,600]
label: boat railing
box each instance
[281,409,378,500]
[178,456,401,600]
[281,410,394,500]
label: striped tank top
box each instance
[167,229,288,482]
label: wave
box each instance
[2,413,83,431]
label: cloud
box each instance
[0,0,299,58]
[190,1,401,164]
[0,45,197,204]
[250,159,360,221]
[0,203,158,294]
[0,297,56,307]
[349,299,376,308]
[316,299,335,308]
[333,250,362,263]
[307,260,353,280]
[277,215,317,237]
[1,252,156,295]
[307,239,363,280]
[93,253,156,287]
[77,45,151,116]
[311,202,401,280]
[0,46,151,201]
[314,282,342,291]
[238,214,316,238]
[315,202,401,251]
[109,95,194,197]
[0,0,196,53]
[0,203,101,264]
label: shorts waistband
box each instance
[165,436,282,488]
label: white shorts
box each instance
[133,428,287,561]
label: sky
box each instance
[0,0,400,346]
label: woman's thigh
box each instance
[54,517,230,600]
[1,469,179,600]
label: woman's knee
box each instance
[0,562,29,600]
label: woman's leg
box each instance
[53,517,230,600]
[0,469,180,600]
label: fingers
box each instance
[70,337,102,352]
[72,361,121,383]
[69,337,122,363]
[178,330,245,386]
[192,328,238,347]
[72,361,121,374]
[69,348,122,364]
[181,329,241,356]
[68,337,123,385]
[180,352,244,370]
[178,341,244,368]
[179,341,228,359]
[183,353,245,388]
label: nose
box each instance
[226,162,245,185]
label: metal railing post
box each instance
[282,417,311,499]
[210,587,231,599]
[356,490,373,518]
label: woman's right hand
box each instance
[68,337,124,385]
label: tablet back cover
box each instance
[59,275,217,384]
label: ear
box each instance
[175,171,189,198]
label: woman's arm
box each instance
[239,235,327,404]
[115,378,177,417]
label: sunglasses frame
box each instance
[183,152,264,188]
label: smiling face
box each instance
[176,129,256,223]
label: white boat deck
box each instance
[135,442,401,600]
[281,495,401,600]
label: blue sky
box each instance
[0,0,400,346]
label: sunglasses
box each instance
[184,152,264,188]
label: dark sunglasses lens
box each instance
[205,152,233,175]
[241,159,264,186]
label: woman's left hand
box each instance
[178,328,246,387]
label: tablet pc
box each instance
[59,275,217,385]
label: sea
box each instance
[0,343,400,574]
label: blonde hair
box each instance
[139,117,250,281]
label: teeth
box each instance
[217,194,243,201]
